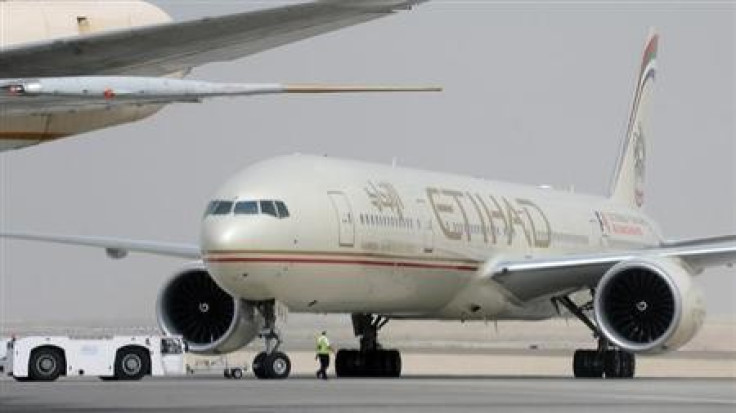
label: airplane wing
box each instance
[3,232,733,295]
[489,237,736,302]
[0,0,427,78]
[0,232,200,260]
[0,77,440,116]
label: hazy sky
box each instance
[1,0,734,328]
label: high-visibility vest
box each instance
[316,335,331,355]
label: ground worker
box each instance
[315,331,333,379]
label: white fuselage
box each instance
[200,155,662,321]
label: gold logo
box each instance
[364,181,405,217]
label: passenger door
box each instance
[416,199,434,253]
[328,192,355,247]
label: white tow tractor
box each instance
[6,335,186,382]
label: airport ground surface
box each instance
[2,319,734,411]
[1,373,734,413]
[2,350,735,412]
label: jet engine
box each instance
[156,265,263,354]
[594,258,705,353]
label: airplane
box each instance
[0,0,436,152]
[2,30,735,380]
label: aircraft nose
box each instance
[200,218,240,253]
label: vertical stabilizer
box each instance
[610,29,658,208]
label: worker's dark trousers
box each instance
[317,354,330,379]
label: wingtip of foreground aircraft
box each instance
[282,84,443,93]
[0,0,435,152]
[1,77,442,114]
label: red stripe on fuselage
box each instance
[204,256,479,272]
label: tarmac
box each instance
[2,319,734,411]
[1,349,735,413]
[1,374,734,413]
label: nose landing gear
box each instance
[251,300,291,380]
[335,313,402,378]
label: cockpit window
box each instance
[260,201,278,218]
[275,201,289,218]
[212,199,290,219]
[204,201,217,217]
[205,200,234,217]
[212,201,233,215]
[234,201,259,215]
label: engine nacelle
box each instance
[594,258,705,353]
[156,264,263,354]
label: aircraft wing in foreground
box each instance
[0,0,432,151]
[1,0,428,78]
[0,77,440,115]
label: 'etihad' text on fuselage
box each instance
[426,188,552,248]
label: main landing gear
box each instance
[336,314,402,378]
[251,300,291,380]
[553,294,635,379]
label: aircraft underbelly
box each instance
[0,106,163,149]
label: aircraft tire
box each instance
[336,349,402,378]
[387,350,402,378]
[264,352,291,379]
[573,349,604,378]
[253,352,268,379]
[604,350,635,378]
[336,349,360,377]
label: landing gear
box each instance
[554,294,635,379]
[335,314,402,378]
[251,300,291,380]
[253,351,291,380]
[336,349,401,377]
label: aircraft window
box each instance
[235,201,259,215]
[261,201,278,217]
[275,201,290,218]
[212,201,233,215]
[204,201,217,217]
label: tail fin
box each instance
[609,29,658,208]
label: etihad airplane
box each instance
[3,30,735,380]
[0,0,435,152]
